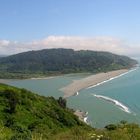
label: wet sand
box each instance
[60,69,128,98]
[30,76,54,80]
[0,79,10,84]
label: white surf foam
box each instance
[93,94,131,113]
[84,116,88,123]
[84,112,88,123]
[74,91,79,96]
[87,68,137,89]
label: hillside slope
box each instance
[0,83,91,139]
[0,48,137,78]
[0,84,140,140]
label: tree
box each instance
[57,97,67,108]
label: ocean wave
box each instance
[87,68,137,89]
[93,94,131,113]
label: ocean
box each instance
[7,66,140,128]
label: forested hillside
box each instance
[0,48,137,78]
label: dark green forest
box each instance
[0,49,137,78]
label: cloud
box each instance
[0,40,10,46]
[0,36,140,56]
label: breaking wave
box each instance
[87,68,137,89]
[93,94,131,113]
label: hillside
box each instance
[0,48,137,79]
[0,83,91,139]
[0,55,7,57]
[0,84,140,140]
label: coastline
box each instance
[61,68,137,123]
[0,76,56,83]
[30,76,55,80]
[1,67,138,125]
[60,69,130,98]
[74,110,88,123]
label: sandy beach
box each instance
[60,69,129,98]
[0,79,11,84]
[30,76,55,80]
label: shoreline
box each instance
[87,68,137,89]
[74,110,88,123]
[0,79,12,84]
[1,67,138,125]
[0,76,57,83]
[30,76,55,80]
[68,68,137,124]
[60,68,136,98]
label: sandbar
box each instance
[60,69,129,98]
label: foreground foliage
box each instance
[0,83,90,139]
[0,83,140,140]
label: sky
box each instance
[0,0,140,56]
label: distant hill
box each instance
[0,55,7,58]
[0,48,137,78]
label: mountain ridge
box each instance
[0,48,137,79]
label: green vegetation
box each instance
[0,83,140,140]
[0,83,91,140]
[0,48,137,79]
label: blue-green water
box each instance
[7,68,140,128]
[67,68,140,127]
[7,73,90,98]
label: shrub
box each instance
[105,124,117,131]
[4,89,19,114]
[4,116,15,128]
[10,132,31,140]
[28,121,40,131]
